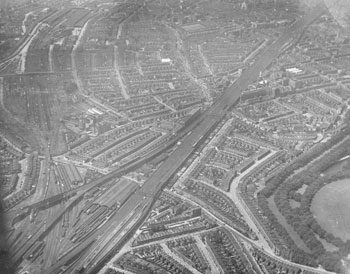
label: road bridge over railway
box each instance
[52,7,327,274]
[14,5,329,274]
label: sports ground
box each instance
[311,178,350,241]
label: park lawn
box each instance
[311,178,350,241]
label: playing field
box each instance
[311,178,350,241]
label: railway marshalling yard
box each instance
[2,1,350,274]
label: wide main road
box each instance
[113,5,325,199]
[63,6,328,274]
[97,4,327,230]
[37,6,326,274]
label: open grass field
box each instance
[311,178,350,241]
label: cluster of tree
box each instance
[206,230,251,274]
[273,144,350,252]
[64,81,78,94]
[255,126,350,272]
[117,255,155,274]
[149,224,166,234]
[0,40,11,59]
[256,194,317,267]
[261,126,350,198]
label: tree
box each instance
[64,81,78,94]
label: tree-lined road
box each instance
[71,6,327,274]
[13,5,329,273]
